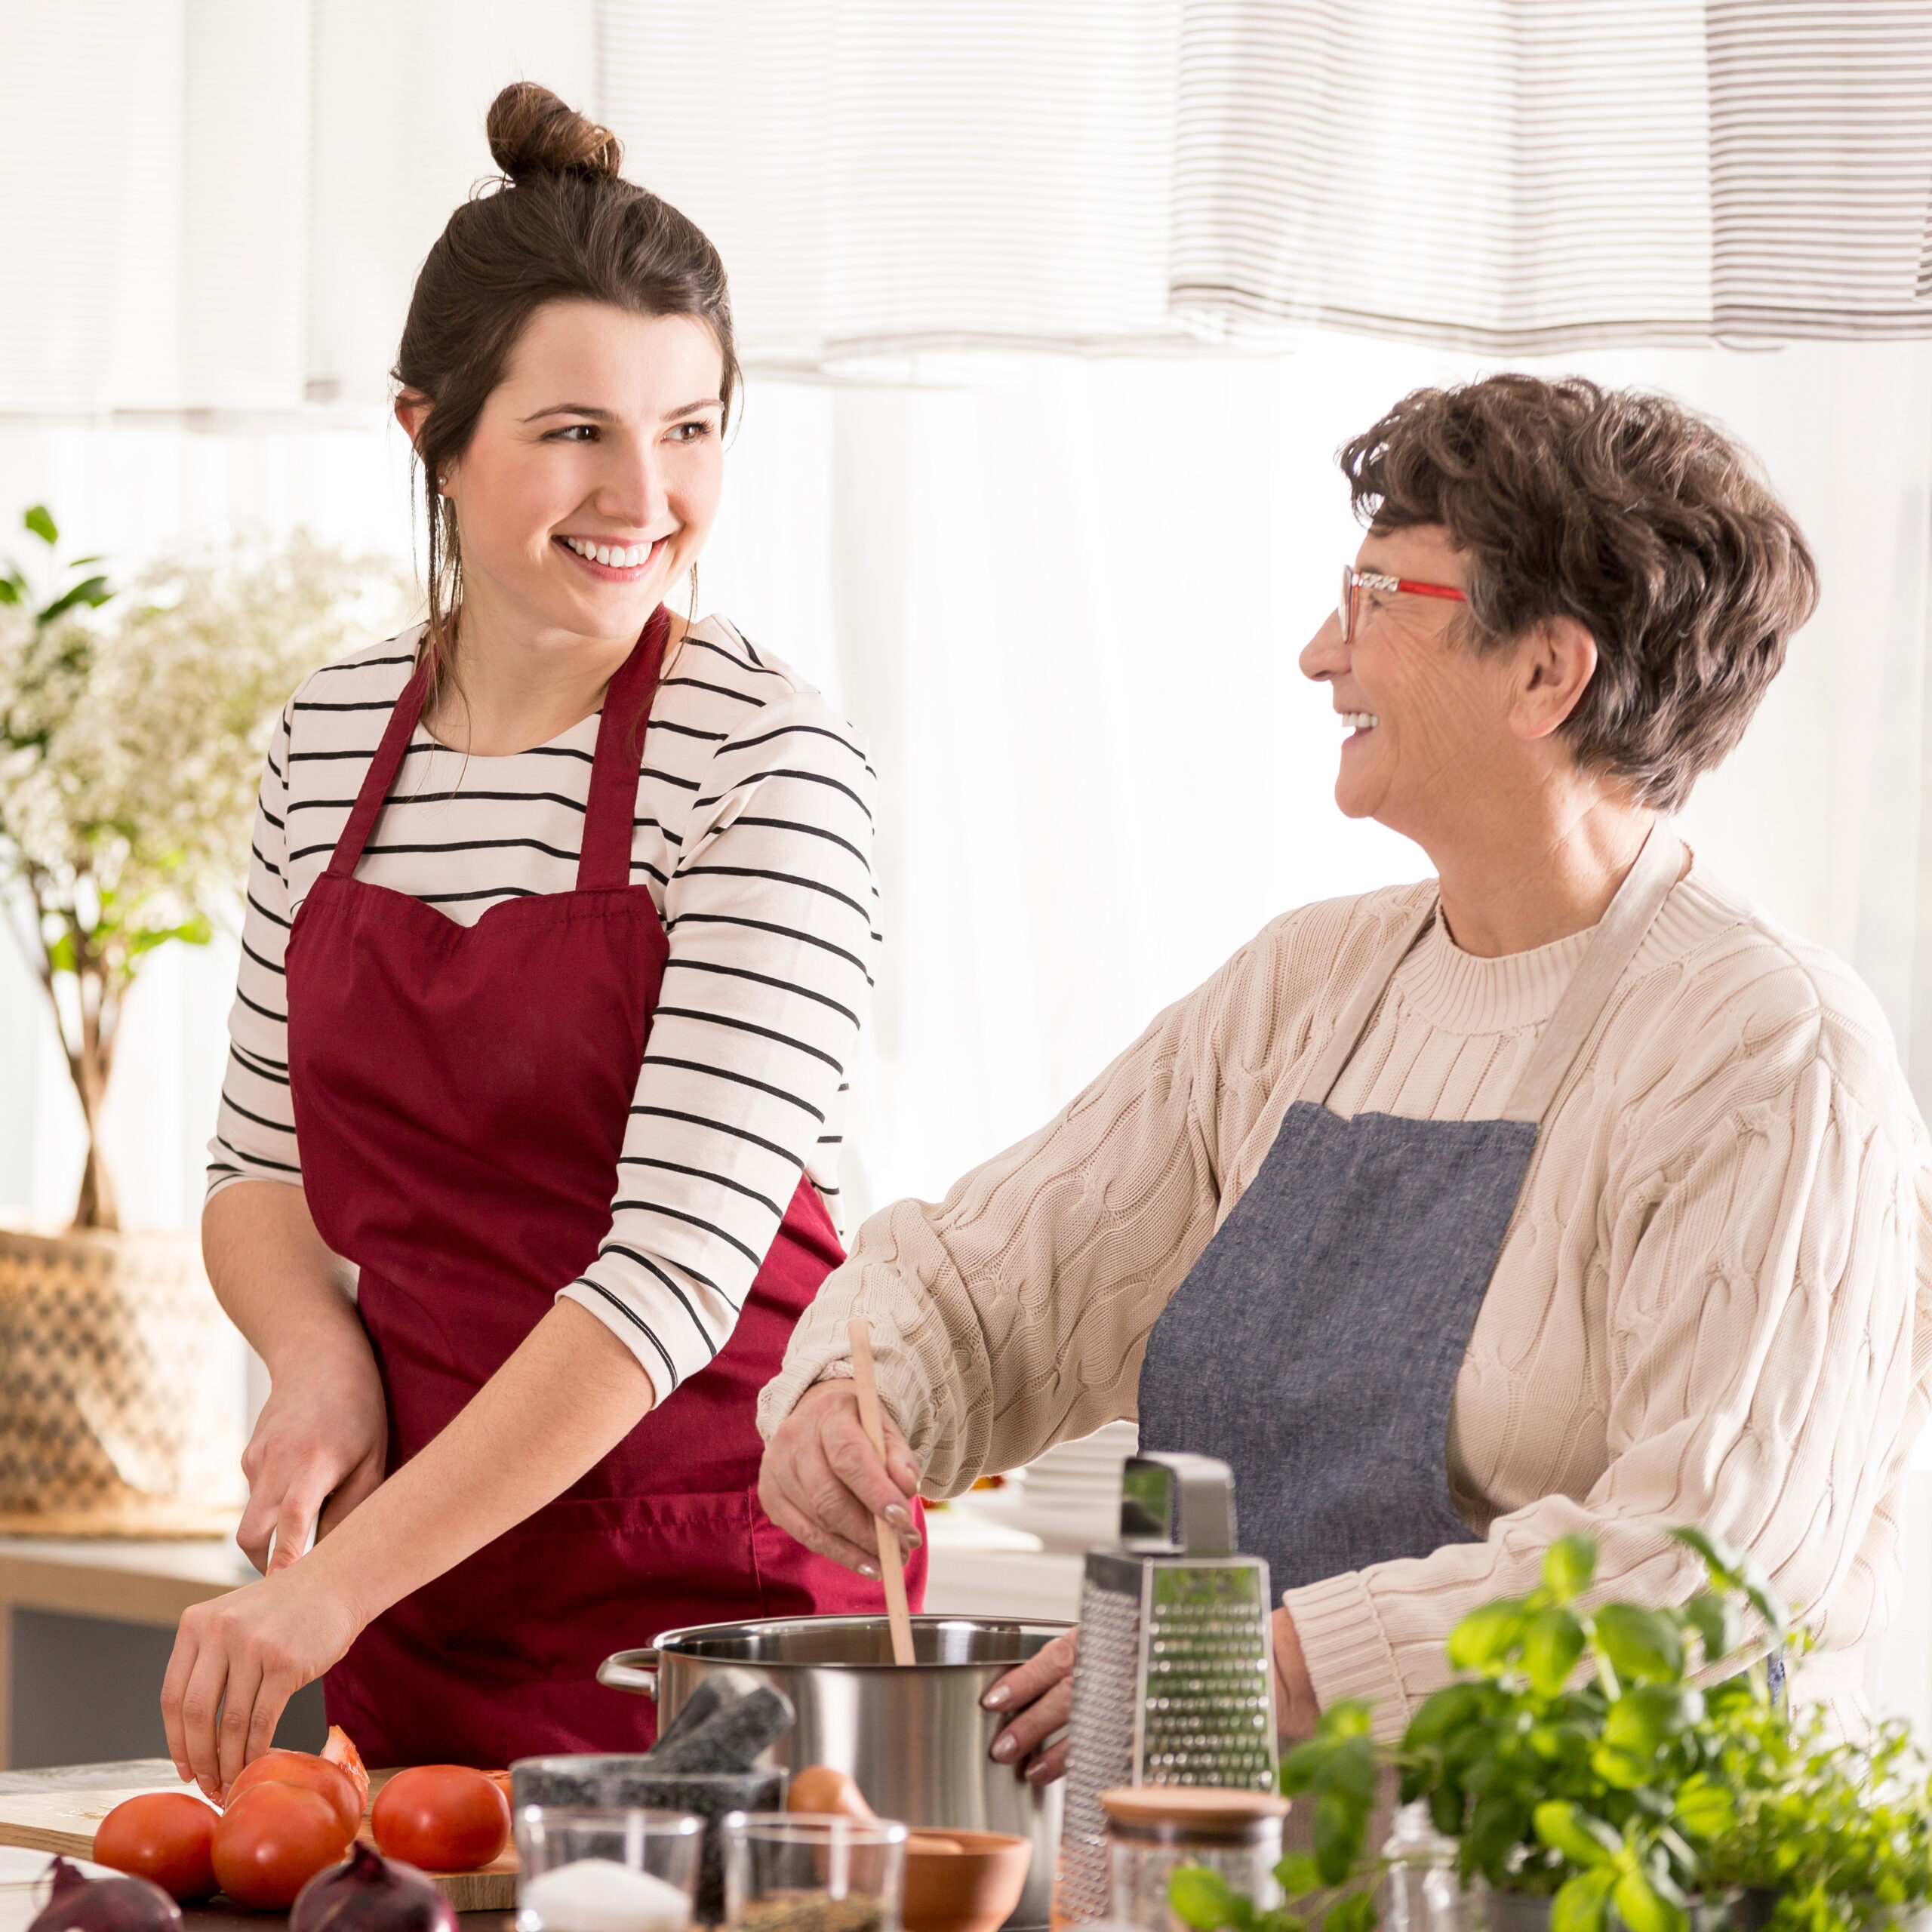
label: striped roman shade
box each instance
[598,0,1192,364]
[8,0,1932,417]
[1169,0,1932,352]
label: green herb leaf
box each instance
[1543,1534,1598,1601]
[1448,1598,1531,1672]
[1589,1743,1654,1791]
[1524,1606,1587,1695]
[1611,1869,1687,1932]
[1670,1772,1734,1842]
[1551,1867,1619,1932]
[1171,1865,1248,1932]
[1679,1591,1739,1666]
[1593,1604,1684,1684]
[1313,1789,1363,1887]
[1275,1854,1324,1900]
[23,505,57,545]
[1534,1801,1620,1869]
[1404,1681,1487,1749]
[1322,1891,1378,1932]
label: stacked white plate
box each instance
[983,1418,1140,1552]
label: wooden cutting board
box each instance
[0,1776,518,1912]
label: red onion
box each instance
[291,1843,457,1932]
[28,1858,182,1932]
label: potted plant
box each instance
[1695,1707,1932,1932]
[1168,1527,1791,1932]
[1395,1527,1785,1932]
[0,505,408,1530]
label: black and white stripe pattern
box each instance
[1168,0,1932,353]
[208,617,878,1398]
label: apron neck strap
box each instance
[1305,819,1684,1121]
[1500,820,1683,1124]
[326,651,432,879]
[577,605,672,891]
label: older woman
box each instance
[756,374,1932,1771]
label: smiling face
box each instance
[1298,525,1531,838]
[430,299,726,654]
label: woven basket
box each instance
[0,1226,245,1537]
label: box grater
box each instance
[1051,1452,1277,1927]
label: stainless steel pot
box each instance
[599,1614,1070,1931]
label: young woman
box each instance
[164,83,921,1792]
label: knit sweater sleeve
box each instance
[1286,975,1932,1733]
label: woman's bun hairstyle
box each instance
[486,81,623,185]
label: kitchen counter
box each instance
[0,1761,508,1932]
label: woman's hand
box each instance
[162,1564,367,1799]
[981,1629,1076,1784]
[236,1334,389,1575]
[1272,1606,1318,1743]
[758,1379,923,1574]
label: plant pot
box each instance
[0,1225,245,1534]
[1481,1887,1737,1932]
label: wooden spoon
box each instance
[849,1317,917,1666]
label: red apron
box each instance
[285,611,922,1767]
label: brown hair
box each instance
[1339,374,1817,812]
[396,82,737,698]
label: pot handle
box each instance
[597,1647,660,1699]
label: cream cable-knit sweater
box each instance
[759,860,1932,1730]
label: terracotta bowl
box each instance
[901,1829,1035,1932]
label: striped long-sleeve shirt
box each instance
[208,616,878,1401]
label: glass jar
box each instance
[1099,1787,1288,1932]
[1380,1801,1472,1932]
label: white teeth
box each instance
[565,537,654,568]
[1341,712,1380,730]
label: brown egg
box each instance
[786,1765,878,1820]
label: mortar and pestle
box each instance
[515,1669,798,1924]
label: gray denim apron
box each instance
[1135,825,1683,1592]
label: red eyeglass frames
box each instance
[1339,565,1467,643]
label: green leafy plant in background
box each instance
[0,506,411,1229]
[1168,1526,1792,1932]
[1399,1526,1786,1932]
[1693,1706,1932,1932]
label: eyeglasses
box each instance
[1339,565,1467,643]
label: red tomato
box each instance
[371,1767,511,1873]
[94,1792,219,1902]
[226,1749,362,1838]
[212,1782,355,1909]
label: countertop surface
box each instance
[0,1761,509,1932]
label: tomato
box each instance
[226,1749,361,1838]
[371,1767,511,1873]
[212,1782,355,1909]
[321,1726,371,1814]
[94,1792,219,1902]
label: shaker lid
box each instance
[1100,1786,1289,1842]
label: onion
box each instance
[291,1842,458,1932]
[28,1858,183,1932]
